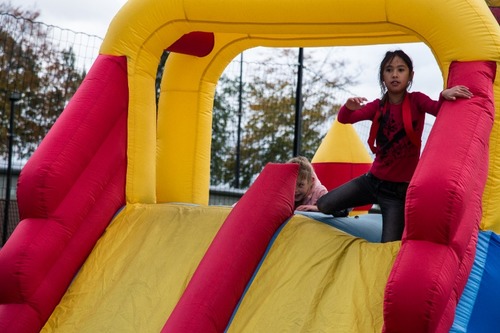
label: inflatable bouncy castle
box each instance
[1,0,500,332]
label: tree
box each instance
[0,4,86,161]
[211,74,241,187]
[211,48,356,189]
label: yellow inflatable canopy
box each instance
[101,0,500,231]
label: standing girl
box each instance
[317,50,472,242]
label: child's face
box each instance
[382,55,413,96]
[295,178,312,203]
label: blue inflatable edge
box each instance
[450,231,492,332]
[296,211,382,243]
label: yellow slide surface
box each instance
[42,204,229,332]
[43,204,399,332]
[229,214,400,332]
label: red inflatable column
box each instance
[162,163,297,332]
[383,61,496,333]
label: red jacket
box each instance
[338,92,443,182]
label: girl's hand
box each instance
[441,85,473,101]
[296,204,319,212]
[345,97,368,110]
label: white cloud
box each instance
[15,0,126,37]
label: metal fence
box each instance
[0,13,103,244]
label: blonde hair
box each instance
[287,156,313,183]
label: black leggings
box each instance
[316,173,408,243]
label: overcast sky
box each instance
[15,0,444,101]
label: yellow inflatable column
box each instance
[156,34,247,204]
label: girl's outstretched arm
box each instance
[344,97,369,110]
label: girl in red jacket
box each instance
[317,49,472,242]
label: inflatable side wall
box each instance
[0,56,128,332]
